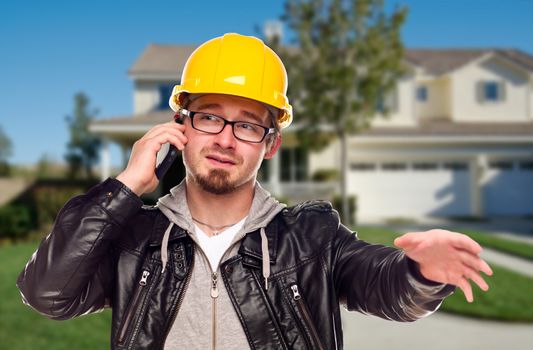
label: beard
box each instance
[194,168,236,195]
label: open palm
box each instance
[394,229,493,302]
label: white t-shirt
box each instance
[194,216,247,271]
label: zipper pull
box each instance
[211,272,219,298]
[139,270,150,286]
[291,284,301,300]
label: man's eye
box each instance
[200,114,220,122]
[238,123,258,131]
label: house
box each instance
[89,45,533,222]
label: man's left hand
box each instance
[394,229,493,303]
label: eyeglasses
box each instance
[180,109,275,143]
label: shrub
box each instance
[0,204,32,240]
[311,169,339,182]
[332,195,357,225]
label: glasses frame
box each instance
[180,108,275,143]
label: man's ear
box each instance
[264,134,281,159]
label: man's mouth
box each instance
[206,154,237,166]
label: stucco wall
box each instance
[133,81,160,114]
[451,56,530,122]
[416,78,451,119]
[372,76,417,127]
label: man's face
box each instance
[182,94,279,194]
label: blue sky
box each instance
[1,0,532,167]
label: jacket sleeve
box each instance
[16,177,143,320]
[332,221,455,322]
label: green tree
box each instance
[0,124,13,176]
[64,92,101,179]
[278,0,407,223]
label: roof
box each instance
[129,44,533,77]
[405,49,533,75]
[128,44,196,76]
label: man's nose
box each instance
[213,123,237,149]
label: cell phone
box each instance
[155,114,183,180]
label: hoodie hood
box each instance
[155,180,286,288]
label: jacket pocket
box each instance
[116,268,156,346]
[288,284,326,350]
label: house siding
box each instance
[452,56,530,122]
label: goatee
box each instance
[195,169,235,194]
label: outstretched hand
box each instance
[394,229,493,303]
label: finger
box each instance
[458,250,493,277]
[144,122,185,140]
[456,277,474,303]
[451,234,483,255]
[479,258,493,276]
[457,250,489,275]
[462,264,489,292]
[394,232,422,249]
[149,133,186,152]
[146,128,187,148]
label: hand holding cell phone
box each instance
[115,114,187,196]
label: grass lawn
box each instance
[458,229,533,261]
[357,226,533,322]
[0,242,111,350]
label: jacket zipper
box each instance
[211,271,219,350]
[162,246,195,348]
[290,284,326,350]
[117,269,151,345]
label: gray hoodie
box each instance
[155,180,286,350]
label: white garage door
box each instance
[484,160,533,215]
[348,161,471,220]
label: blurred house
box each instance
[90,45,533,222]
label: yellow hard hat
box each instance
[169,33,292,129]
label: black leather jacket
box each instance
[17,178,453,350]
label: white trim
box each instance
[350,135,533,144]
[89,124,154,133]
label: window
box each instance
[413,162,438,171]
[443,162,468,171]
[416,86,428,102]
[280,147,308,181]
[158,83,179,110]
[381,163,407,171]
[489,161,513,170]
[376,88,398,113]
[477,81,505,103]
[518,161,533,171]
[350,163,376,171]
[257,159,270,181]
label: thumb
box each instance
[394,232,418,249]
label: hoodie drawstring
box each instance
[260,227,270,290]
[161,222,173,273]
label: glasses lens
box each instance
[234,122,265,143]
[192,113,225,133]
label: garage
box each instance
[348,161,471,221]
[484,159,533,215]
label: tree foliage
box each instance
[276,0,407,223]
[64,92,101,179]
[0,125,13,176]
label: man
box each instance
[17,33,492,350]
